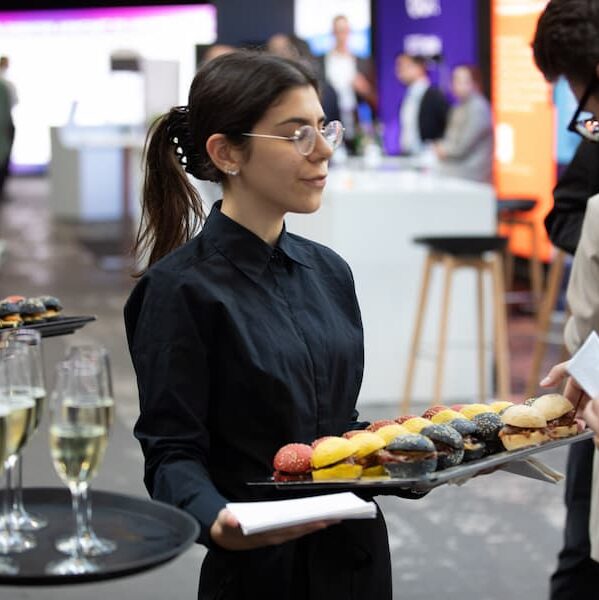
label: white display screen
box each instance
[294,0,371,57]
[0,5,216,170]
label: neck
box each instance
[220,189,284,246]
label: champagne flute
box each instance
[0,344,36,556]
[54,347,116,557]
[46,361,109,575]
[4,329,47,531]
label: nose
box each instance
[309,129,334,161]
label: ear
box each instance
[206,133,243,176]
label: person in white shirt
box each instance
[395,53,448,156]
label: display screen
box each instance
[0,4,216,170]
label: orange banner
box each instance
[492,0,555,261]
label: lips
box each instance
[300,174,327,188]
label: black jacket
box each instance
[418,86,449,142]
[545,140,599,255]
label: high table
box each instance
[286,158,496,407]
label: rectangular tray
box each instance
[0,315,96,338]
[247,430,594,493]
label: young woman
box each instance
[125,51,416,600]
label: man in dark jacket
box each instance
[395,53,448,156]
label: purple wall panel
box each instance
[376,0,478,154]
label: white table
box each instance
[286,160,497,407]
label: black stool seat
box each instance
[497,198,536,213]
[414,235,508,256]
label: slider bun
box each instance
[376,424,409,444]
[499,429,550,451]
[402,417,433,433]
[549,423,579,439]
[459,404,493,419]
[362,465,387,477]
[350,432,386,459]
[431,409,463,424]
[366,419,397,432]
[386,433,436,454]
[421,405,448,420]
[448,418,477,436]
[312,463,363,480]
[533,394,574,421]
[311,437,356,469]
[488,401,514,414]
[273,443,313,473]
[501,405,547,428]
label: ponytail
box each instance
[133,107,206,275]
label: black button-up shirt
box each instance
[125,201,365,548]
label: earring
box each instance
[226,168,239,176]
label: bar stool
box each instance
[524,249,569,398]
[497,197,543,310]
[401,235,510,413]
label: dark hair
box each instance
[532,0,599,84]
[395,53,428,70]
[134,51,318,273]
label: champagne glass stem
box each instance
[3,460,15,538]
[11,455,23,514]
[70,483,88,560]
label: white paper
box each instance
[567,330,599,398]
[226,492,377,535]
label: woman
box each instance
[125,52,415,600]
[433,64,494,183]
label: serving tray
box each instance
[0,315,96,338]
[0,488,199,586]
[247,430,594,493]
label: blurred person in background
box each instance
[0,56,16,197]
[533,1,599,597]
[201,43,236,65]
[395,53,448,156]
[321,14,377,153]
[433,64,493,183]
[267,33,340,123]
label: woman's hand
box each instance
[540,361,589,417]
[582,399,599,435]
[209,508,338,551]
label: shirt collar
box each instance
[201,201,312,283]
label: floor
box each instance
[0,176,571,599]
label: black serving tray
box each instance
[0,315,97,338]
[247,430,594,493]
[0,488,199,586]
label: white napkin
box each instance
[567,330,599,397]
[226,492,377,535]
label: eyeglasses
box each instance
[242,120,344,155]
[568,75,599,142]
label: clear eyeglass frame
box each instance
[568,75,599,142]
[241,120,345,155]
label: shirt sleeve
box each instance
[565,194,599,354]
[125,268,228,548]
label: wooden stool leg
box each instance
[529,222,544,311]
[491,253,510,401]
[477,267,486,402]
[525,250,566,397]
[401,253,435,414]
[504,248,514,292]
[433,256,454,406]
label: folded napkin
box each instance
[226,492,377,535]
[567,330,599,398]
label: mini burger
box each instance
[311,437,362,480]
[395,414,418,425]
[448,418,486,461]
[431,409,463,425]
[532,394,577,439]
[421,424,464,469]
[499,405,550,451]
[19,298,46,323]
[488,401,514,414]
[379,434,437,478]
[421,405,448,420]
[459,403,493,420]
[272,443,313,482]
[472,412,504,454]
[38,295,63,320]
[0,301,23,328]
[374,423,409,445]
[350,432,387,477]
[366,419,397,432]
[402,417,433,434]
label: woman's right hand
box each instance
[209,508,338,551]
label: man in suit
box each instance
[395,53,448,156]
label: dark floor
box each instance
[0,176,571,599]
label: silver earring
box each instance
[226,168,239,176]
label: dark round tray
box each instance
[0,487,199,586]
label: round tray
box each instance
[0,487,199,586]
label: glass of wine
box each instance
[55,345,116,557]
[0,343,37,556]
[4,329,47,531]
[46,360,110,575]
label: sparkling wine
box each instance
[62,398,114,432]
[5,398,36,456]
[49,424,108,486]
[32,387,46,433]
